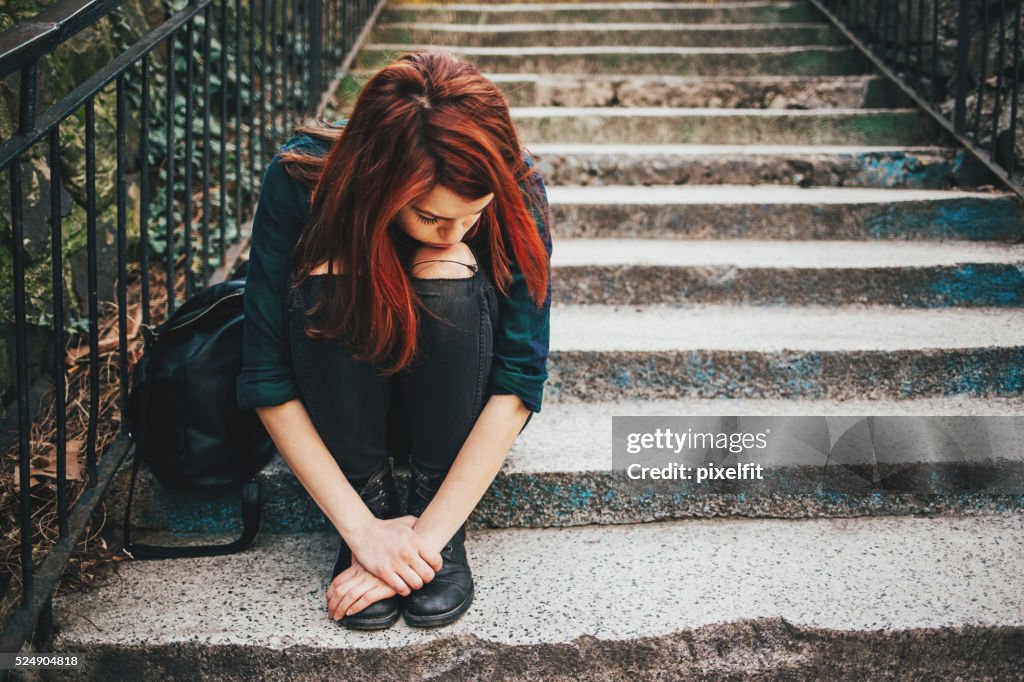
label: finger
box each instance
[330,571,371,618]
[334,575,377,619]
[417,543,444,571]
[347,584,397,616]
[409,554,437,584]
[328,592,341,620]
[329,580,358,619]
[326,565,360,600]
[396,563,424,591]
[328,566,364,602]
[381,570,412,596]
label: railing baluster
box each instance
[165,35,177,318]
[1008,0,1022,177]
[116,76,130,427]
[85,95,100,491]
[248,0,258,221]
[234,0,244,245]
[260,0,270,170]
[973,0,990,145]
[954,0,972,135]
[184,19,195,299]
[219,0,229,268]
[202,4,212,281]
[904,0,912,80]
[271,0,281,146]
[12,65,35,604]
[48,125,69,537]
[915,0,924,93]
[990,0,1008,161]
[140,56,151,327]
[283,0,291,132]
[931,0,940,103]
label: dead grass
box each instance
[0,260,190,605]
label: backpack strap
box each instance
[122,325,263,560]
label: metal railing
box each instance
[0,0,383,663]
[812,0,1024,199]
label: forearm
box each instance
[413,393,531,549]
[255,399,374,538]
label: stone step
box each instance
[380,2,823,25]
[389,0,803,4]
[528,144,991,188]
[545,303,1024,401]
[549,238,1024,306]
[119,396,1024,535]
[357,44,869,76]
[545,184,1023,240]
[372,22,844,48]
[50,516,1024,680]
[335,72,911,109]
[510,106,933,144]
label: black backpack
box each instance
[123,277,277,559]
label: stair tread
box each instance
[547,304,1024,350]
[367,44,842,54]
[249,397,1021,476]
[52,515,1024,650]
[530,143,954,153]
[551,238,1024,267]
[378,21,832,30]
[546,184,1009,202]
[392,1,811,11]
[513,106,918,115]
[354,72,880,82]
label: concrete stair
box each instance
[51,0,1024,678]
[341,72,911,108]
[49,517,1024,680]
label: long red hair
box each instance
[277,49,550,376]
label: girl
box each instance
[237,50,553,630]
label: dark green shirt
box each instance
[236,121,552,414]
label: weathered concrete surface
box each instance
[358,44,868,76]
[542,304,1024,402]
[380,3,823,25]
[549,304,1024,351]
[549,238,1024,305]
[510,106,934,144]
[545,184,1024,240]
[527,144,992,188]
[371,22,844,48]
[115,396,1024,535]
[49,516,1024,680]
[337,72,910,109]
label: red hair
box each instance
[278,49,550,376]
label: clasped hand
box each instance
[326,515,442,620]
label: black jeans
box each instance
[288,247,527,481]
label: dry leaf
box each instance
[12,438,85,493]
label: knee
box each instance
[410,242,477,279]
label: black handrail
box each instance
[0,0,385,665]
[812,0,1024,200]
[0,0,127,79]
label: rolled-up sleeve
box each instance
[487,151,553,413]
[236,154,308,410]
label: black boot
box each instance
[401,462,474,628]
[333,462,404,630]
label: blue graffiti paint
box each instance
[928,264,1024,306]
